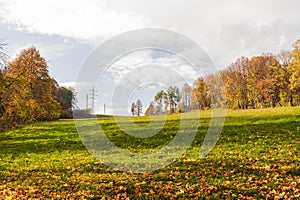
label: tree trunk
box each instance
[289,91,294,107]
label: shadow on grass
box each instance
[0,113,299,156]
[0,121,86,155]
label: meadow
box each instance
[0,107,299,199]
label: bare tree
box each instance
[136,99,142,116]
[0,40,9,72]
[277,51,292,68]
[131,102,136,116]
[181,83,192,112]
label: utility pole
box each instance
[90,86,98,114]
[86,94,89,111]
[104,104,106,115]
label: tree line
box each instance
[1,38,299,124]
[0,44,74,131]
[144,39,300,115]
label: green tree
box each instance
[154,90,166,114]
[164,94,169,114]
[167,86,180,113]
[53,81,75,119]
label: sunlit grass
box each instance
[0,107,299,198]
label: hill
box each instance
[0,107,299,199]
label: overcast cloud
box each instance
[0,0,299,113]
[1,0,299,68]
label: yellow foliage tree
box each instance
[3,47,61,123]
[288,40,300,105]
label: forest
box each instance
[144,39,300,116]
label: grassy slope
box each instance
[0,107,299,199]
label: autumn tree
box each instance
[0,40,8,122]
[0,71,4,119]
[148,39,300,111]
[145,101,156,116]
[223,57,249,109]
[266,53,288,107]
[0,72,4,120]
[0,75,9,130]
[206,72,226,108]
[3,47,61,123]
[288,40,300,106]
[192,77,210,109]
[248,54,276,109]
[276,51,293,106]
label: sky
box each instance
[0,0,300,114]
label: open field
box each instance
[0,107,300,199]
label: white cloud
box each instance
[10,42,73,60]
[59,81,75,88]
[105,49,200,86]
[1,0,300,69]
[101,0,300,67]
[0,0,150,44]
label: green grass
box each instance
[0,107,299,199]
